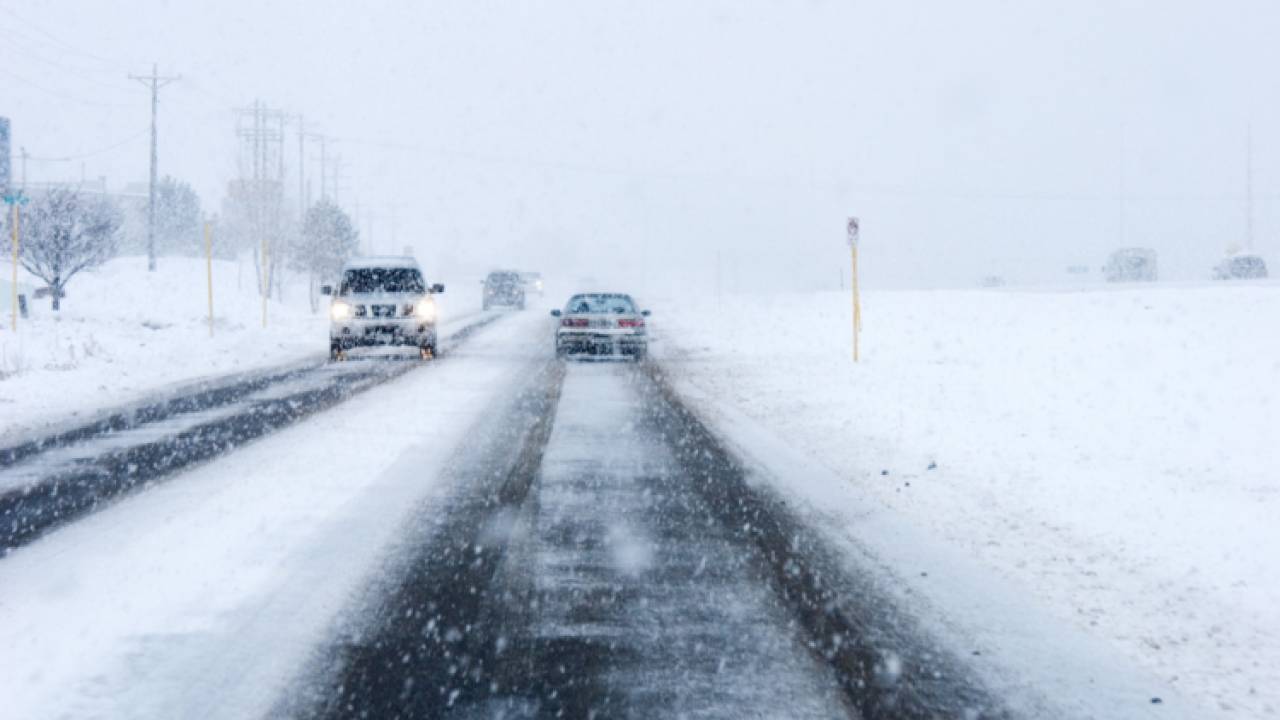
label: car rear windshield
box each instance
[566,294,636,314]
[340,268,425,295]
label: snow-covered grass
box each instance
[0,255,475,439]
[654,281,1280,718]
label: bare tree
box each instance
[8,187,121,310]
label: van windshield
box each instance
[340,268,425,295]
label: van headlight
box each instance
[414,298,437,322]
[330,301,353,321]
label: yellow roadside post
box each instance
[204,220,214,337]
[847,217,861,362]
[5,192,27,332]
[261,234,269,329]
[10,202,18,332]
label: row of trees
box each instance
[4,182,359,312]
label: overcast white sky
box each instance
[3,0,1279,290]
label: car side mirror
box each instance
[431,283,445,293]
[320,285,332,295]
[550,309,562,317]
[641,309,651,316]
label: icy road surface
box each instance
[295,362,858,718]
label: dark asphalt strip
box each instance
[286,359,1010,719]
[280,358,565,720]
[642,365,1013,720]
[0,360,323,469]
[0,314,504,553]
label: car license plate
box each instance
[372,304,396,318]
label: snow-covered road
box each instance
[0,287,1243,720]
[0,309,549,720]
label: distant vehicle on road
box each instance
[322,256,445,361]
[1104,247,1158,282]
[1212,253,1268,280]
[519,271,545,296]
[551,292,650,360]
[482,270,526,310]
[979,275,1006,288]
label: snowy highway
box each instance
[0,310,1007,720]
[0,310,500,550]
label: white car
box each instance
[1212,254,1268,280]
[1104,248,1158,282]
[551,292,650,360]
[322,256,445,360]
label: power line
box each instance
[0,9,137,71]
[24,128,151,162]
[130,63,181,272]
[0,65,128,108]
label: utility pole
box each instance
[129,63,180,272]
[19,147,28,189]
[297,114,306,224]
[317,135,328,199]
[331,155,344,205]
[234,100,286,326]
[1245,123,1254,252]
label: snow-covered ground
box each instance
[0,255,474,439]
[653,281,1279,718]
[0,309,548,719]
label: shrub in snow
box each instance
[6,187,121,311]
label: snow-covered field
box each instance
[0,255,474,439]
[653,282,1279,718]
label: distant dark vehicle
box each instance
[519,271,544,296]
[551,292,650,360]
[482,270,526,310]
[1104,248,1158,282]
[1212,254,1268,280]
[979,275,1006,288]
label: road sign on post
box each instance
[847,217,861,362]
[4,191,29,332]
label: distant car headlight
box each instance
[330,301,353,321]
[414,298,437,322]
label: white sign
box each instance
[846,217,860,248]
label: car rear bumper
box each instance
[556,330,647,355]
[332,320,436,348]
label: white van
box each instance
[322,256,445,360]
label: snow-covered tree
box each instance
[5,187,121,311]
[293,199,359,311]
[152,176,202,256]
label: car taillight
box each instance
[562,318,589,327]
[618,318,644,328]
